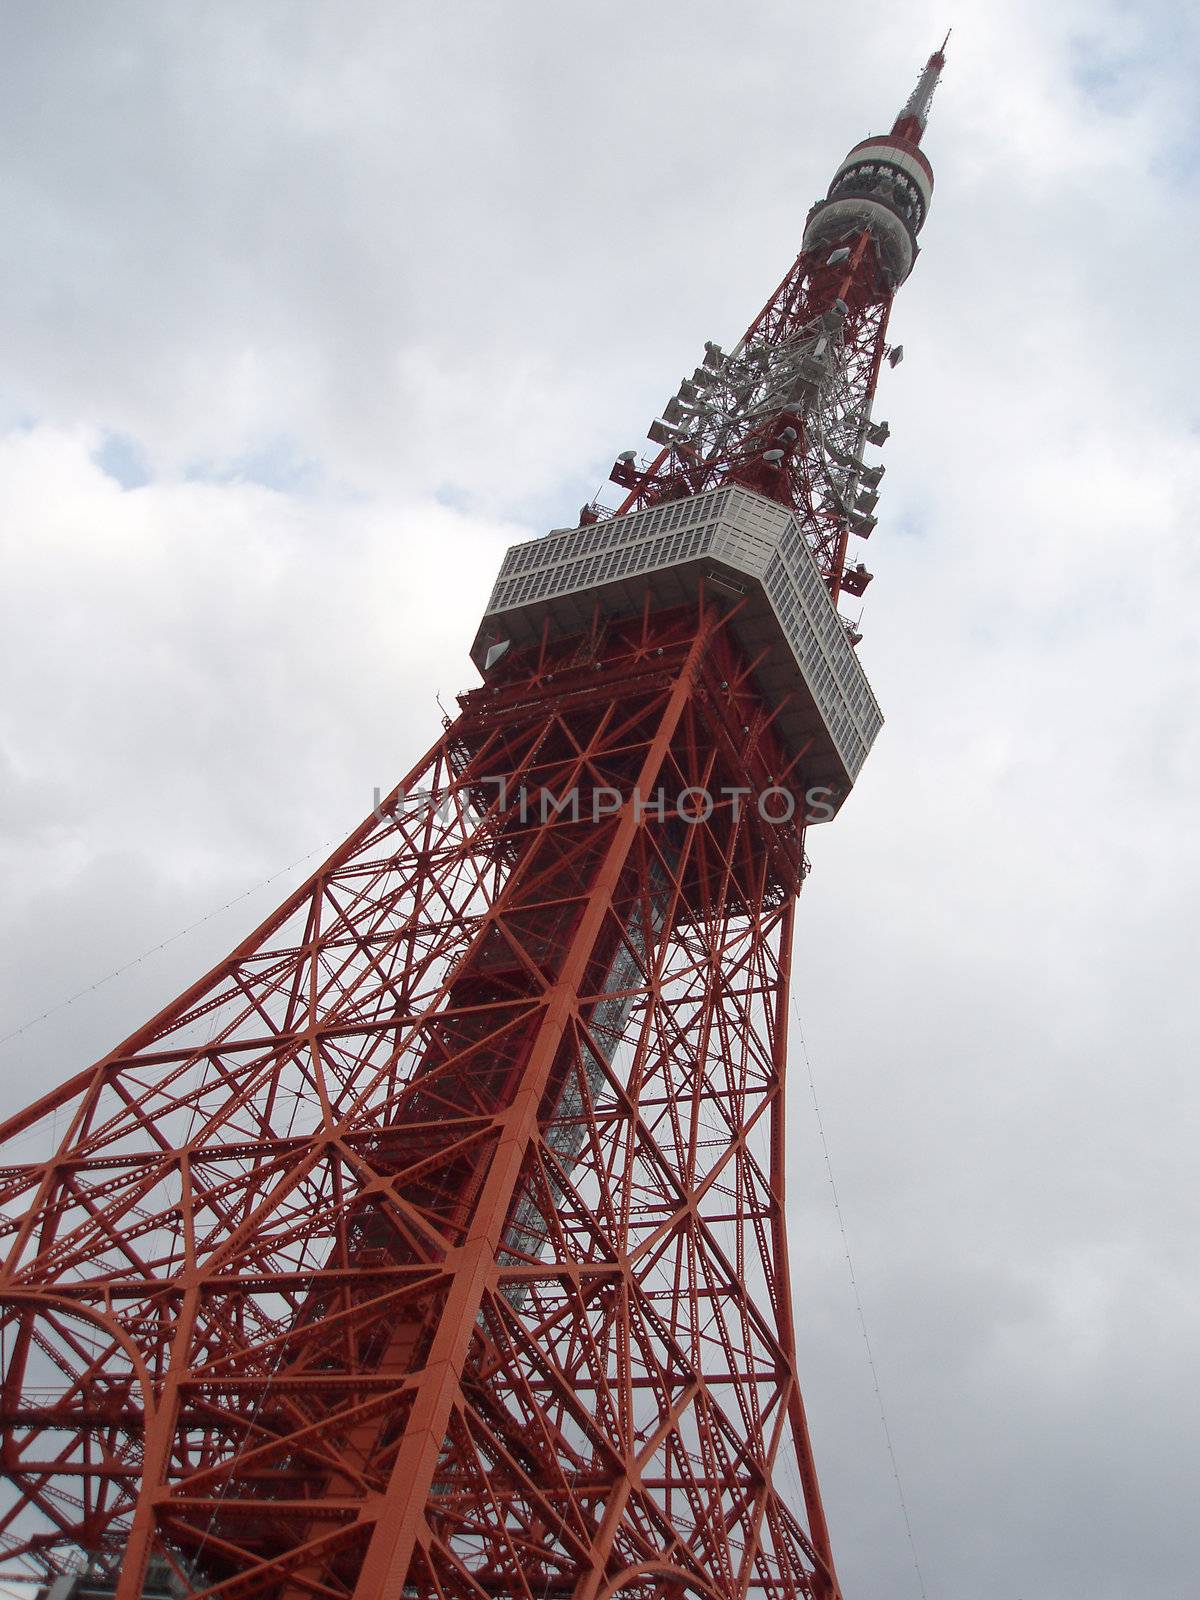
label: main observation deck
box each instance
[472,486,883,811]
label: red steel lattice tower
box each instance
[0,43,946,1600]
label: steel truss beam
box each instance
[1,601,839,1600]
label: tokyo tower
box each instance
[0,41,946,1600]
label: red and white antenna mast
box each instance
[891,32,950,142]
[607,36,947,610]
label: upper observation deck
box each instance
[471,486,883,809]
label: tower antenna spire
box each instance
[892,32,950,144]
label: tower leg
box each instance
[3,605,836,1600]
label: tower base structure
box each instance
[1,587,840,1600]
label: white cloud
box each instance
[1,3,1198,1596]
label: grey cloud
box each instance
[1,3,1199,1598]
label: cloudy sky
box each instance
[2,3,1198,1597]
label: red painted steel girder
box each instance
[1,601,840,1600]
